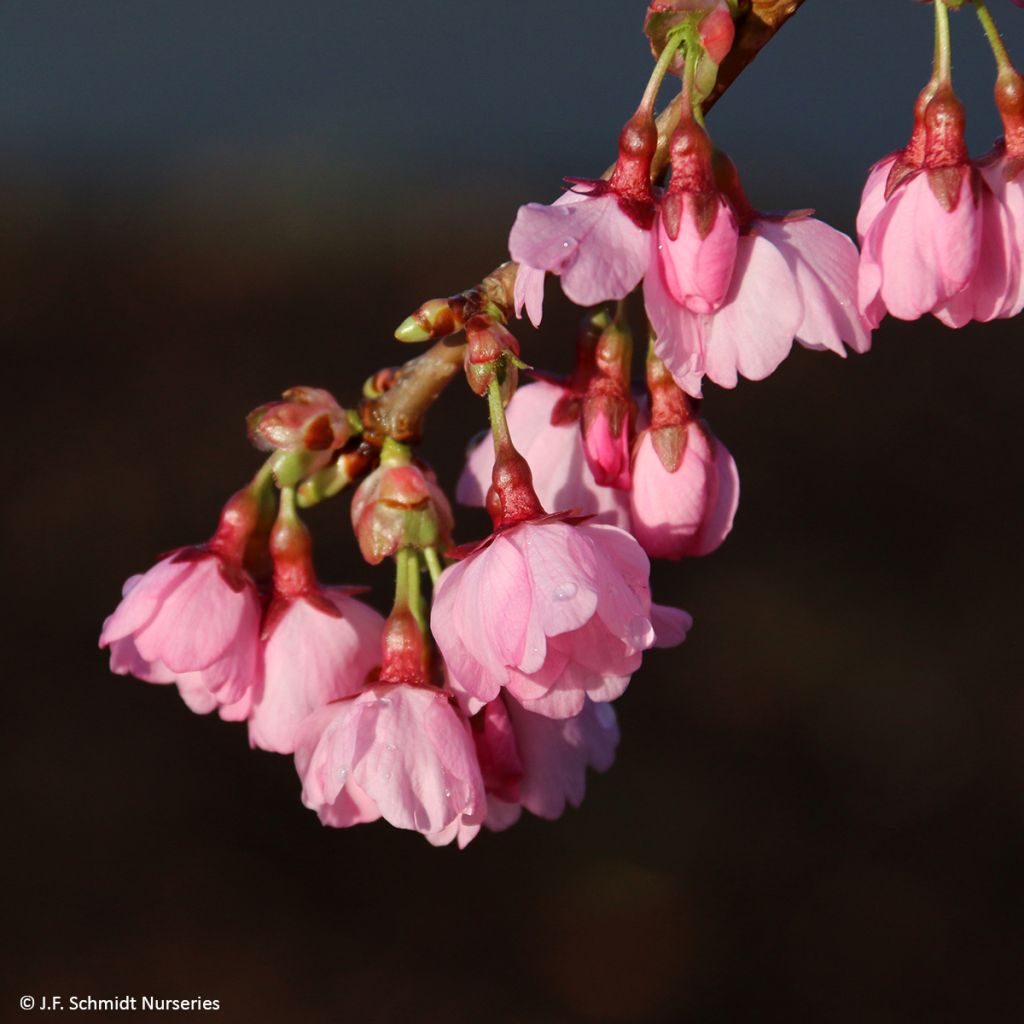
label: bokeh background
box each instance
[5,2,1024,1021]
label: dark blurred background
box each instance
[5,2,1024,1021]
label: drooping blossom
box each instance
[247,487,386,754]
[856,83,995,327]
[294,683,486,844]
[646,200,870,396]
[99,487,266,706]
[457,380,633,529]
[654,119,739,317]
[630,424,738,560]
[469,694,620,837]
[249,588,385,754]
[430,518,691,719]
[104,595,254,720]
[509,107,659,327]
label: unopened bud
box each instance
[394,290,480,343]
[464,314,522,399]
[351,460,454,565]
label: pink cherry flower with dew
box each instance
[457,380,633,529]
[630,421,739,560]
[509,106,660,327]
[460,695,620,845]
[430,518,691,720]
[294,684,486,844]
[99,487,265,706]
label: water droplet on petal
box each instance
[384,770,392,782]
[385,742,396,752]
[334,765,349,782]
[444,787,452,799]
[561,239,572,248]
[378,696,392,706]
[626,614,654,648]
[553,582,578,601]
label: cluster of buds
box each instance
[100,0,1024,847]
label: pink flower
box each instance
[106,627,256,720]
[100,550,262,704]
[509,109,659,326]
[430,519,691,719]
[468,695,620,835]
[457,380,632,530]
[656,192,738,314]
[857,156,982,325]
[645,213,870,396]
[629,421,739,560]
[510,188,651,327]
[932,155,1024,327]
[294,684,486,844]
[655,119,739,316]
[581,403,632,490]
[247,588,385,754]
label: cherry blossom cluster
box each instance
[100,0,1024,846]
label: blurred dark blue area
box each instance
[4,2,1024,1022]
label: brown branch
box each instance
[363,1,807,449]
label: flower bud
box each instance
[580,314,636,490]
[463,314,521,400]
[247,387,354,487]
[351,458,454,566]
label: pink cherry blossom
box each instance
[430,519,691,719]
[469,695,620,834]
[510,187,652,327]
[457,380,632,529]
[103,592,255,720]
[645,214,870,396]
[656,193,738,314]
[629,421,739,560]
[857,156,983,326]
[932,156,1024,327]
[247,588,385,754]
[100,551,263,705]
[294,684,485,844]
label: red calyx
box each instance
[486,447,546,530]
[996,67,1024,177]
[376,609,432,687]
[269,507,318,601]
[603,109,659,230]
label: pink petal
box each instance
[702,233,804,389]
[758,217,871,355]
[657,195,738,314]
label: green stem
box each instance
[973,0,1014,72]
[682,28,706,129]
[934,0,953,85]
[640,27,687,113]
[487,374,512,457]
[423,546,444,587]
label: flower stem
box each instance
[640,28,687,114]
[973,0,1014,72]
[487,373,512,456]
[934,0,953,85]
[423,546,444,587]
